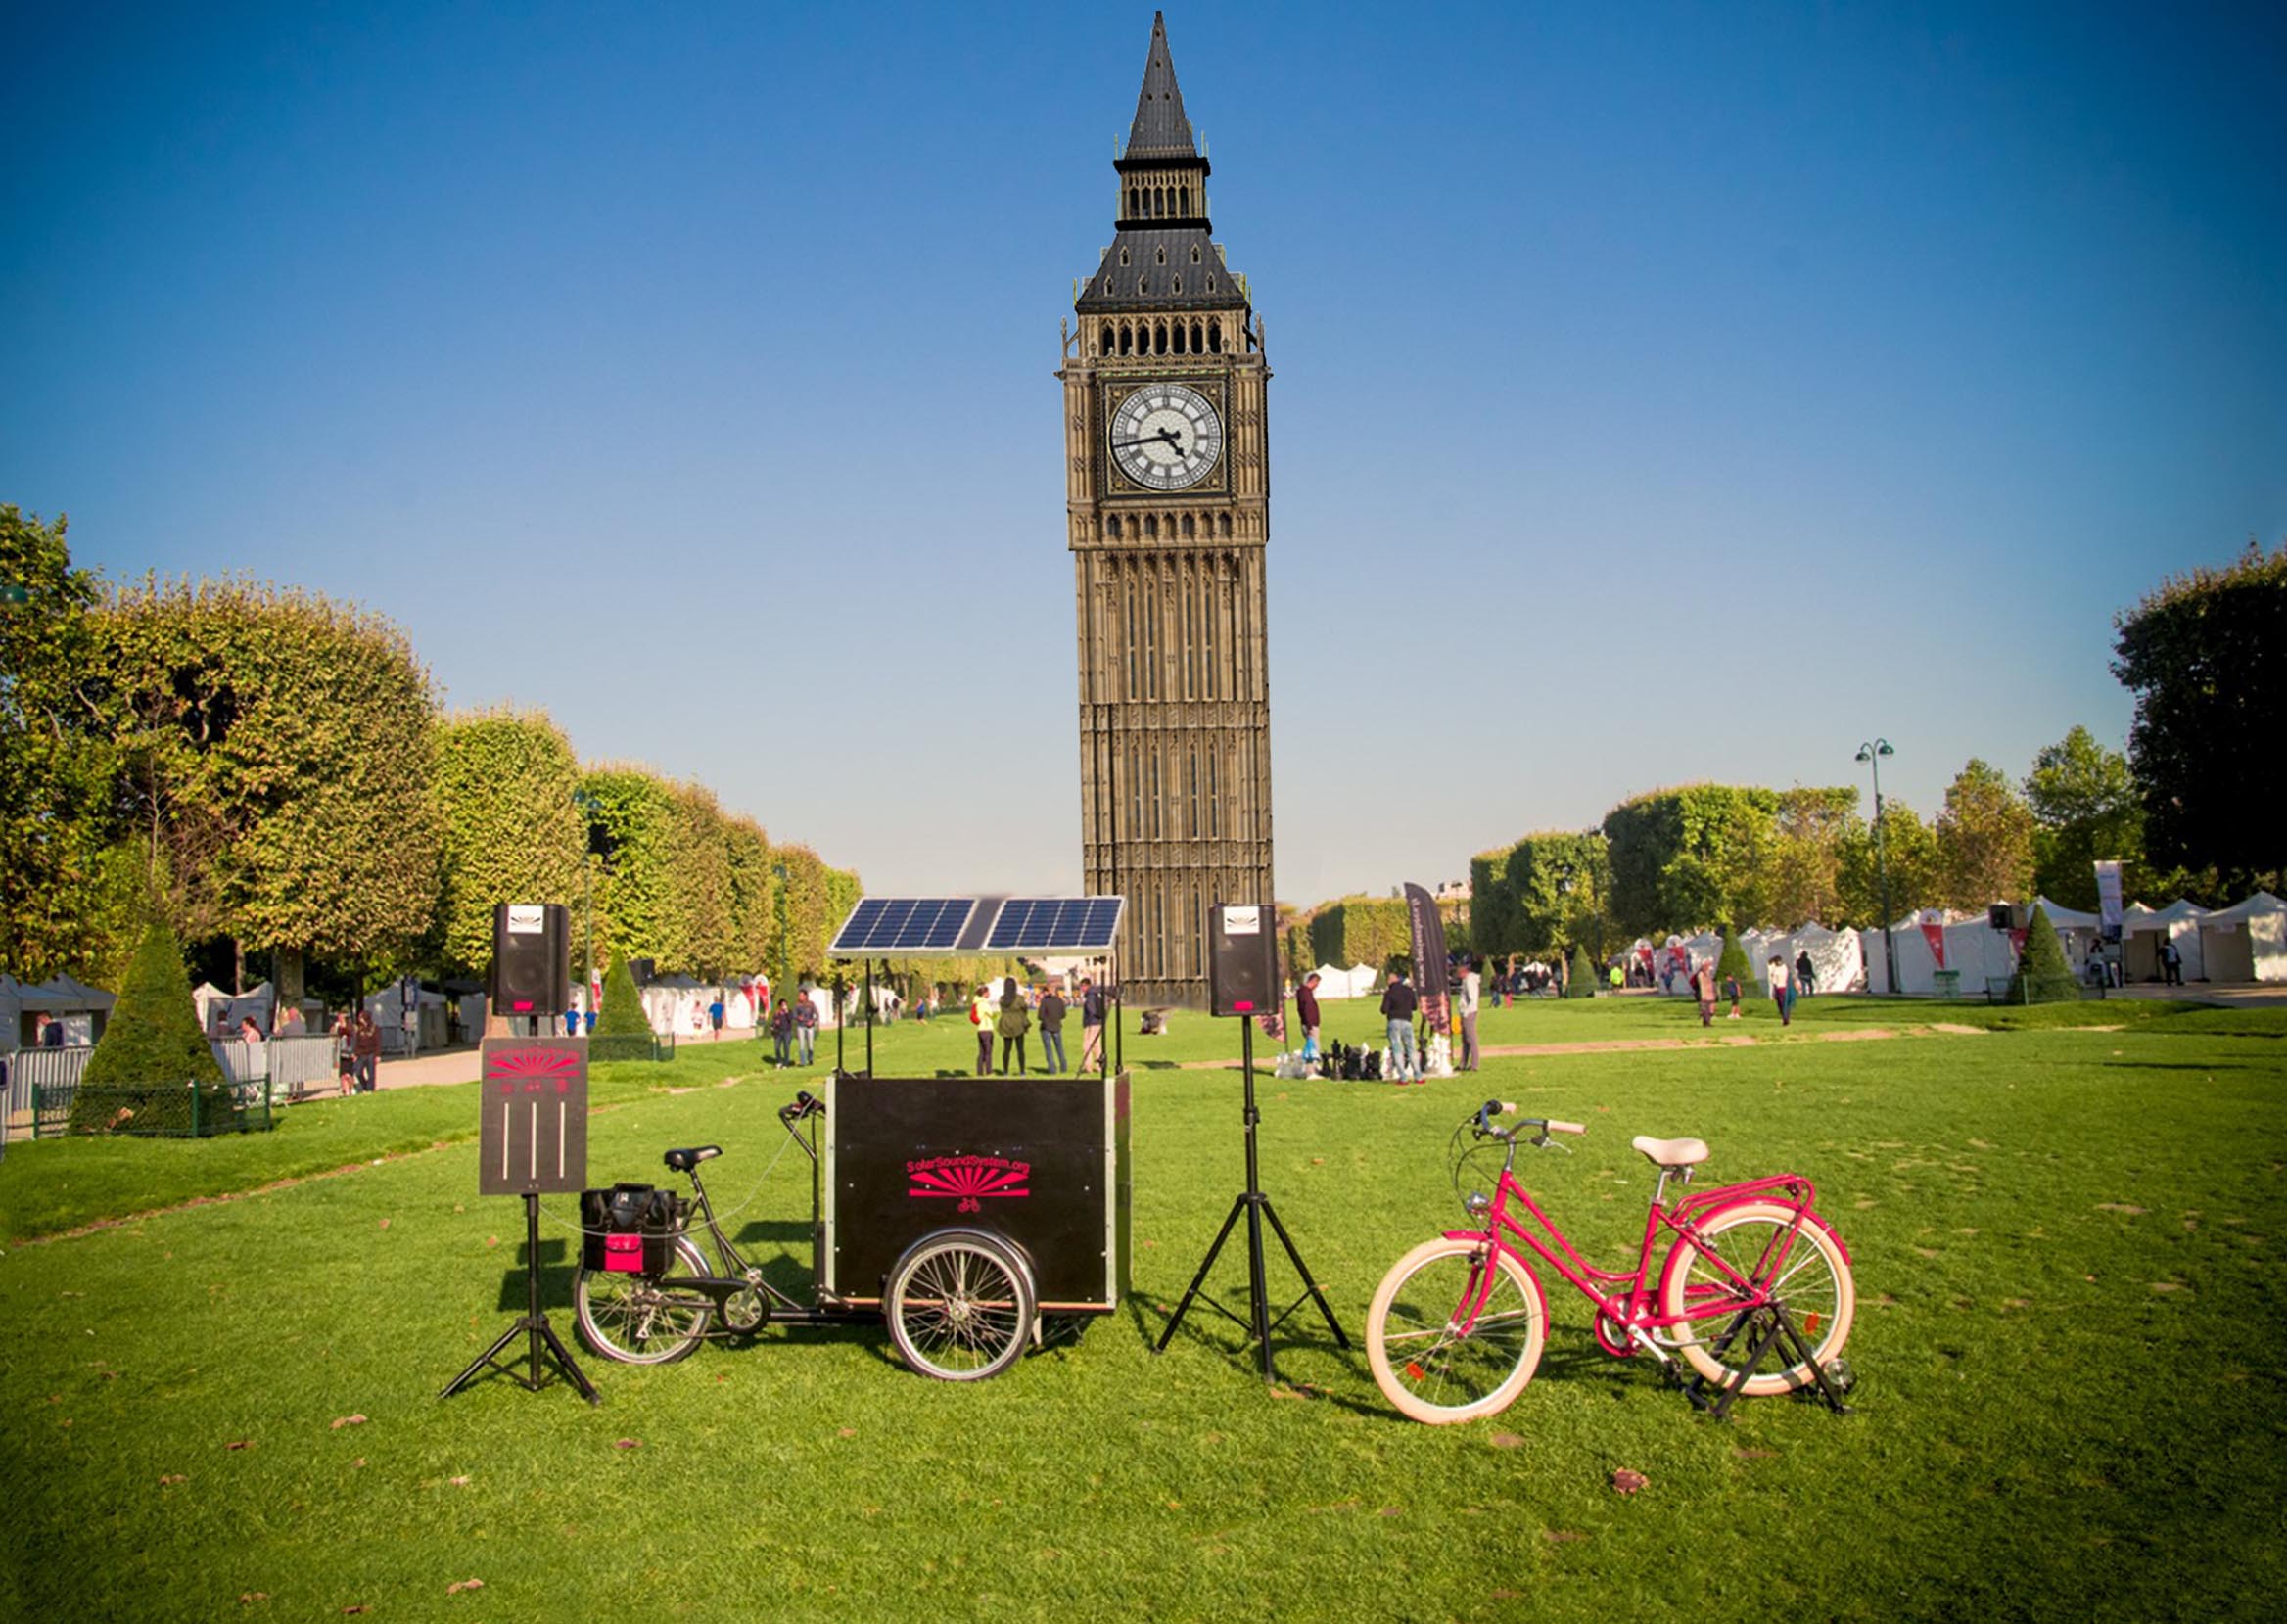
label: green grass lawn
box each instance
[3,1001,2282,1620]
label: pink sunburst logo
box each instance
[907,1154,1032,1213]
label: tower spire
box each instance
[1124,12,1196,159]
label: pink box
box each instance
[603,1233,645,1274]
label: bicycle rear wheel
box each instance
[1366,1237,1547,1424]
[575,1235,713,1365]
[886,1230,1035,1381]
[1658,1200,1853,1395]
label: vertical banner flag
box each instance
[1404,883,1451,1031]
[2094,860,2124,942]
[1919,908,1948,970]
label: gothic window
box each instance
[1191,245,1202,263]
[1128,742,1142,836]
[1188,745,1200,836]
[1202,564,1217,698]
[1182,580,1195,696]
[1148,749,1162,839]
[1217,513,1232,538]
[1119,247,1130,266]
[1138,276,1148,297]
[1207,745,1221,835]
[1190,320,1203,351]
[1156,320,1169,354]
[1144,578,1158,698]
[1107,515,1122,539]
[1208,318,1222,352]
[1172,316,1185,350]
[1119,322,1132,355]
[1171,277,1182,301]
[1100,322,1113,355]
[1155,246,1166,265]
[1179,185,1190,215]
[1124,581,1138,700]
[1143,513,1157,539]
[1181,513,1195,538]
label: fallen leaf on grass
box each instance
[330,1415,367,1429]
[1610,1467,1649,1495]
[1541,1530,1588,1544]
[447,1578,485,1595]
[1488,1432,1523,1449]
[838,1427,857,1438]
[449,1475,470,1486]
[2095,1203,2147,1215]
[238,1594,267,1604]
[2151,1282,2184,1294]
[485,1236,500,1249]
[343,1607,369,1616]
[1493,1587,1524,1598]
[614,1438,642,1449]
[1377,1507,1403,1517]
[376,1219,390,1230]
[1733,1448,1776,1460]
[160,1474,187,1486]
[352,1459,365,1468]
[226,1440,254,1451]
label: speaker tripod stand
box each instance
[1154,1015,1349,1384]
[440,1191,600,1406]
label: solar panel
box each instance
[984,897,1126,954]
[829,898,977,955]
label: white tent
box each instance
[2196,892,2287,984]
[2123,899,2208,982]
[1307,962,1363,999]
[1860,914,2018,997]
[2,972,117,1050]
[362,979,451,1051]
[1346,963,1381,998]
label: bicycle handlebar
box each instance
[1475,1099,1587,1140]
[777,1090,823,1124]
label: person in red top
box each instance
[1295,972,1323,1061]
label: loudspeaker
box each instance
[1988,904,2020,931]
[1208,904,1277,1018]
[492,903,571,1017]
[629,957,656,986]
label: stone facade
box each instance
[1059,16,1273,1008]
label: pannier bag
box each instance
[580,1183,683,1275]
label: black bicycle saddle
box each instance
[663,1145,722,1172]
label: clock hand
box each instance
[1109,430,1186,450]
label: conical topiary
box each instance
[1715,928,1751,991]
[2005,903,2079,1005]
[69,911,230,1135]
[594,953,652,1041]
[1565,945,1598,998]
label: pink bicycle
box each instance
[1366,1100,1855,1423]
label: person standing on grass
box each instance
[708,995,725,1040]
[351,1008,382,1092]
[770,997,795,1067]
[333,1010,355,1095]
[2161,938,2182,986]
[1296,972,1323,1061]
[1456,960,1481,1072]
[1768,954,1794,1027]
[793,991,818,1066]
[1380,969,1421,1084]
[996,976,1032,1075]
[1038,982,1068,1074]
[971,984,996,1076]
[1723,968,1743,1020]
[1692,957,1718,1027]
[1079,977,1106,1072]
[1796,950,1816,998]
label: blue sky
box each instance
[6,1,2282,905]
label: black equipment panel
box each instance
[827,1074,1131,1310]
[1208,903,1278,1017]
[492,902,571,1017]
[478,1037,589,1195]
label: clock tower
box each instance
[1060,12,1273,1008]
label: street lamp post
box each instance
[1855,740,1898,996]
[572,790,600,1023]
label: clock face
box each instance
[1108,383,1224,491]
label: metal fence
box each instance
[8,1036,344,1140]
[589,1033,676,1063]
[36,1078,280,1138]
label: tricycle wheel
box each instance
[885,1230,1035,1381]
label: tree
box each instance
[0,505,138,983]
[94,578,442,994]
[1837,798,1939,925]
[668,782,736,977]
[1493,831,1613,958]
[2113,539,2286,897]
[1604,786,1779,936]
[1936,759,2036,911]
[593,951,652,1041]
[432,709,584,979]
[1564,944,1597,998]
[1468,847,1518,959]
[1758,787,1858,927]
[1714,928,1751,991]
[723,814,776,972]
[581,766,687,972]
[69,910,231,1135]
[2023,725,2145,911]
[2004,903,2079,1005]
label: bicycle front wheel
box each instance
[575,1235,713,1365]
[886,1230,1035,1381]
[1366,1237,1547,1424]
[1658,1200,1853,1395]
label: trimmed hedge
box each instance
[594,953,652,1041]
[2004,904,2082,1005]
[1565,946,1598,998]
[70,913,229,1135]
